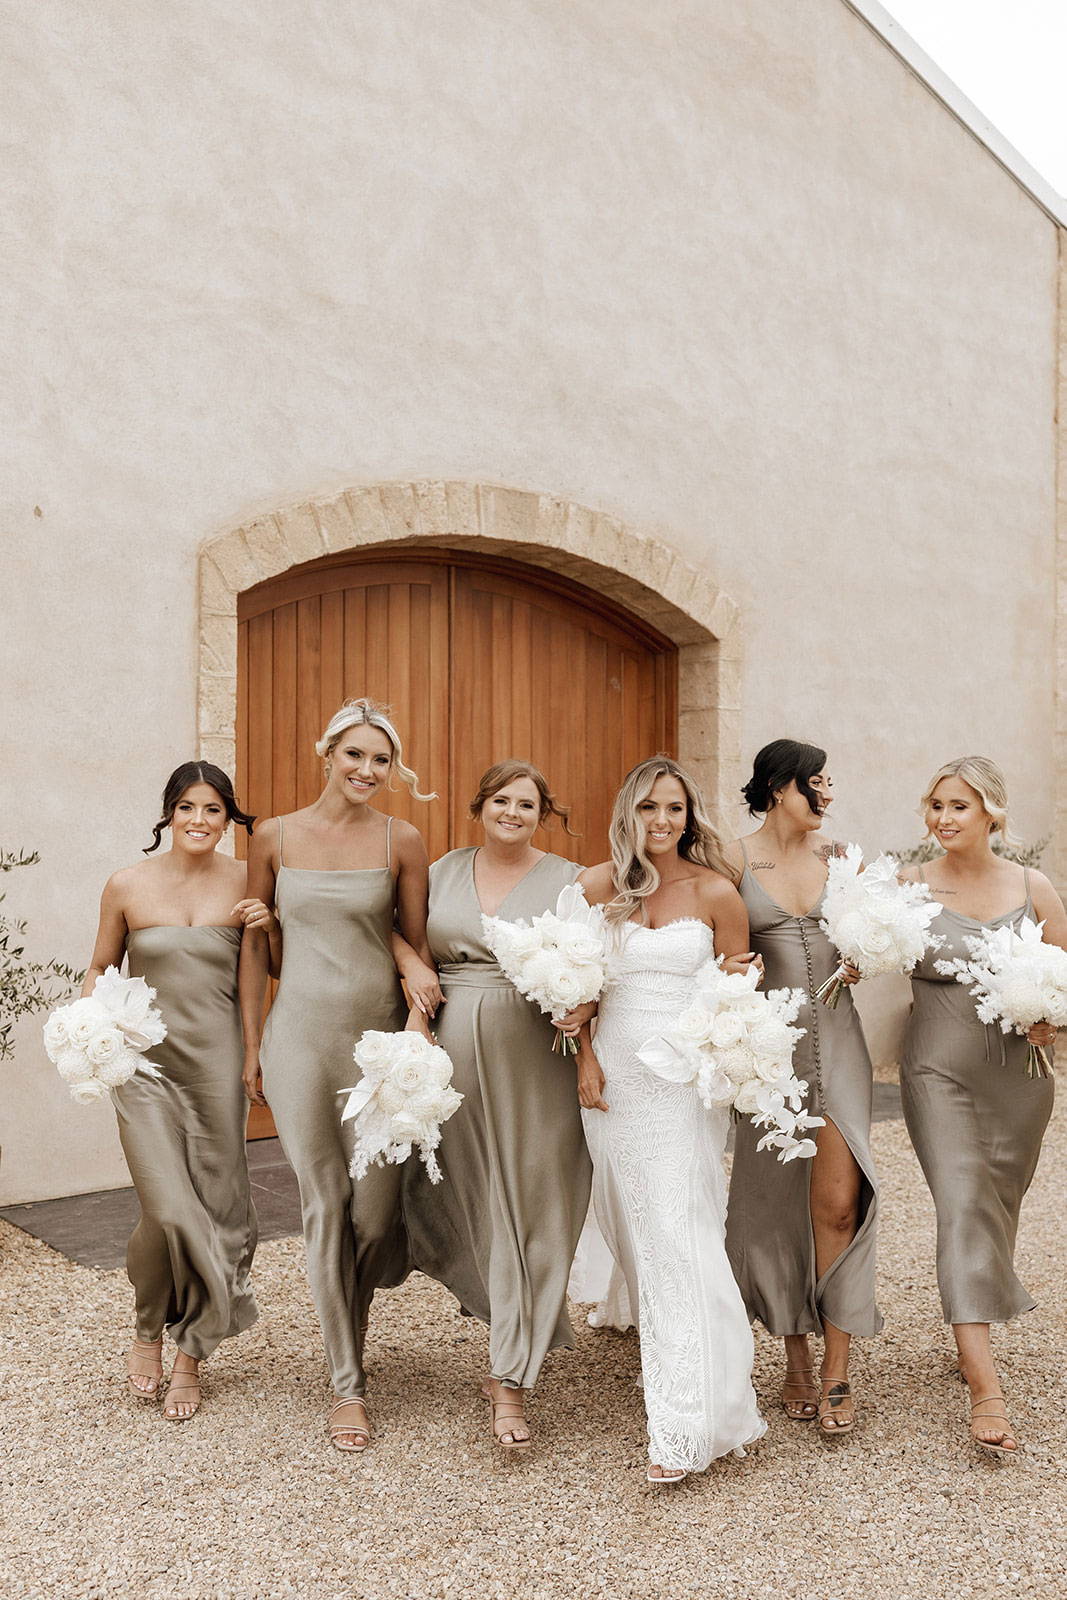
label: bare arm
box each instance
[1030,871,1067,951]
[705,878,753,971]
[81,874,130,995]
[237,819,279,1106]
[393,822,432,961]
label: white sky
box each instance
[880,0,1067,196]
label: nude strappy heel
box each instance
[163,1355,201,1420]
[329,1398,372,1453]
[126,1338,164,1400]
[482,1382,532,1450]
[970,1396,1018,1459]
[817,1378,855,1436]
[781,1365,819,1421]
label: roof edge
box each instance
[843,0,1067,228]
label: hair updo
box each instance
[314,698,436,802]
[741,740,827,818]
[468,759,577,835]
[144,762,255,854]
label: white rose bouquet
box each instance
[42,967,166,1104]
[339,1030,463,1183]
[482,882,608,1055]
[935,916,1065,1079]
[816,845,943,1008]
[637,963,824,1162]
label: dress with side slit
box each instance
[260,815,408,1399]
[725,849,882,1339]
[901,869,1054,1324]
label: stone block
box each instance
[206,532,263,594]
[198,734,237,776]
[378,483,419,539]
[199,613,237,677]
[242,513,292,581]
[199,555,237,617]
[198,674,238,738]
[534,494,570,549]
[678,645,716,713]
[480,485,539,545]
[345,485,392,546]
[678,708,717,763]
[277,504,327,565]
[412,480,451,536]
[444,481,479,536]
[314,493,358,553]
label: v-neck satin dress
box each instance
[725,860,882,1339]
[119,925,258,1360]
[404,848,591,1390]
[260,817,408,1399]
[901,873,1054,1324]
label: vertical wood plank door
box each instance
[236,549,678,1136]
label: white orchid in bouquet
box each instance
[482,882,608,1055]
[42,967,166,1104]
[340,1030,463,1183]
[935,916,1066,1079]
[816,845,943,1008]
[637,962,824,1162]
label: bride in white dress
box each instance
[573,758,766,1484]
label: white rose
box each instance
[749,1016,792,1063]
[69,1078,110,1105]
[354,1032,393,1074]
[709,1011,748,1050]
[555,925,604,964]
[855,924,893,962]
[377,1078,409,1116]
[393,1058,429,1095]
[831,911,866,959]
[997,977,1046,1028]
[56,1048,94,1085]
[567,962,605,1002]
[753,1055,787,1084]
[733,1080,762,1115]
[675,1006,715,1046]
[42,1008,72,1061]
[546,970,583,1012]
[66,1001,110,1051]
[86,1026,126,1067]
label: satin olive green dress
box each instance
[118,925,258,1360]
[404,848,592,1389]
[901,871,1054,1324]
[260,816,408,1399]
[726,852,882,1338]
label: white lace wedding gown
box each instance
[581,919,766,1472]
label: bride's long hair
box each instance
[605,756,737,925]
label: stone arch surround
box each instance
[198,482,743,825]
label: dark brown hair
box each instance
[144,762,256,853]
[741,740,827,818]
[469,760,577,835]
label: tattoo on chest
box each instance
[750,861,775,871]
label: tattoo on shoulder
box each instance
[816,842,835,862]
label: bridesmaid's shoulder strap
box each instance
[277,816,285,867]
[1023,864,1032,909]
[917,863,925,883]
[385,814,393,871]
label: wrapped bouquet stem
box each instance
[936,916,1065,1079]
[637,962,823,1162]
[339,1029,463,1183]
[42,967,167,1103]
[816,846,943,1008]
[482,883,608,1056]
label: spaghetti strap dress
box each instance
[260,815,408,1399]
[725,845,882,1338]
[900,868,1054,1324]
[404,848,592,1390]
[119,925,258,1359]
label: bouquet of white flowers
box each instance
[42,967,167,1104]
[339,1030,463,1183]
[816,845,943,1008]
[482,882,608,1055]
[637,963,823,1162]
[935,916,1065,1078]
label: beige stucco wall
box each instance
[0,0,1059,1202]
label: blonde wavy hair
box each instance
[315,698,436,802]
[605,757,737,925]
[920,755,1018,846]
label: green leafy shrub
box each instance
[0,849,83,1061]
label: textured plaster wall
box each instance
[0,0,1058,1201]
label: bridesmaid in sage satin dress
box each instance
[900,756,1062,1458]
[724,741,880,1438]
[82,762,260,1420]
[403,760,591,1450]
[240,699,441,1454]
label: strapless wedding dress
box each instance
[580,919,766,1472]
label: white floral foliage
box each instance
[482,883,609,1043]
[637,962,824,1162]
[41,966,165,1103]
[935,916,1066,1075]
[340,1030,463,1184]
[817,845,943,1003]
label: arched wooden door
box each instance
[237,550,678,860]
[236,550,678,1134]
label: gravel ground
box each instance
[2,1103,1064,1600]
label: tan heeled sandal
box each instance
[163,1357,201,1421]
[329,1398,371,1453]
[482,1382,532,1450]
[970,1396,1018,1459]
[781,1366,819,1421]
[126,1338,164,1400]
[817,1378,855,1436]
